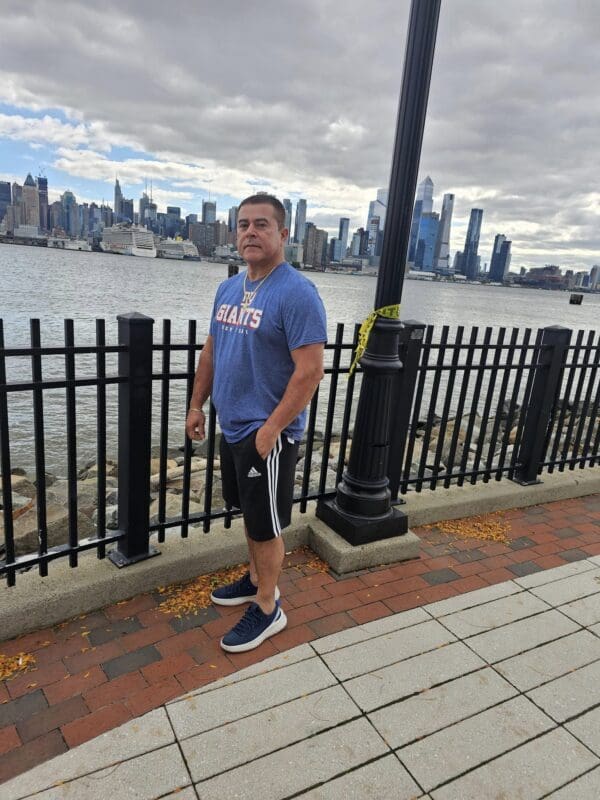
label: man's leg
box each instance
[253,536,284,615]
[245,528,259,585]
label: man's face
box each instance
[236,203,288,270]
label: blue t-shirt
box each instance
[209,262,327,443]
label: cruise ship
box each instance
[157,239,200,260]
[100,224,156,258]
[48,236,91,252]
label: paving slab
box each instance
[181,685,360,782]
[194,718,390,800]
[2,708,174,800]
[559,592,600,627]
[494,629,600,691]
[167,656,336,739]
[344,641,485,712]
[465,608,580,663]
[424,580,521,617]
[545,767,600,798]
[172,642,315,699]
[527,659,600,722]
[438,592,550,639]
[321,619,456,681]
[311,608,429,654]
[160,790,197,800]
[430,728,599,800]
[398,695,555,792]
[513,559,597,589]
[528,568,600,606]
[369,667,517,749]
[19,744,191,800]
[566,706,600,756]
[293,754,421,799]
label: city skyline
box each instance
[0,1,599,273]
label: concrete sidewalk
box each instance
[4,555,600,799]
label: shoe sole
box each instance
[211,585,281,607]
[220,609,288,653]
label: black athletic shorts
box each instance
[220,429,300,542]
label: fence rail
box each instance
[1,316,599,586]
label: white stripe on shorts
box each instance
[267,434,282,537]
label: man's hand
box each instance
[255,424,279,459]
[186,409,206,441]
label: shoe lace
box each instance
[231,604,265,635]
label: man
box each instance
[185,195,327,653]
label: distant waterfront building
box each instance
[489,234,512,282]
[36,176,48,231]
[214,220,228,246]
[338,217,350,258]
[49,200,63,232]
[282,199,292,242]
[461,208,484,280]
[12,182,24,225]
[139,192,151,227]
[589,265,599,290]
[61,191,79,237]
[408,176,433,262]
[228,205,238,232]
[433,193,454,271]
[367,216,383,257]
[189,221,215,255]
[0,181,11,223]
[414,212,439,271]
[114,179,123,221]
[284,243,303,264]
[185,213,198,239]
[202,200,216,224]
[294,198,307,245]
[166,206,181,238]
[303,221,327,269]
[367,188,388,231]
[121,198,134,224]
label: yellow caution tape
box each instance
[349,304,400,376]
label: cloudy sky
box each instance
[1,0,599,272]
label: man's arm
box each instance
[185,334,214,441]
[255,342,325,458]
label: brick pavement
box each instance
[1,492,599,784]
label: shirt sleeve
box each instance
[282,281,328,351]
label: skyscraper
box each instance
[114,179,123,221]
[202,200,216,224]
[433,193,454,271]
[367,188,388,231]
[36,175,48,231]
[367,216,381,256]
[414,212,439,271]
[338,217,350,257]
[282,199,292,242]
[590,265,599,290]
[228,205,238,233]
[294,198,306,245]
[22,174,40,228]
[139,192,151,227]
[0,181,11,223]
[489,234,512,282]
[462,208,484,280]
[61,191,79,237]
[408,176,434,262]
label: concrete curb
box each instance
[1,469,598,642]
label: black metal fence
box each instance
[1,316,599,586]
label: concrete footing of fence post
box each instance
[513,325,572,486]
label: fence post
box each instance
[514,325,571,485]
[109,312,160,567]
[388,320,426,500]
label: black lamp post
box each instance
[317,0,442,545]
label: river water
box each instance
[1,244,599,473]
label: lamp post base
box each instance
[316,498,408,546]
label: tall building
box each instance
[589,265,599,290]
[408,176,434,262]
[461,208,484,280]
[433,193,454,271]
[49,200,64,232]
[367,188,388,231]
[61,191,79,237]
[12,182,24,225]
[36,176,48,231]
[202,200,216,224]
[166,206,181,238]
[303,221,327,269]
[367,216,382,256]
[114,179,123,221]
[338,217,350,257]
[489,234,512,282]
[0,181,11,223]
[228,205,238,233]
[414,212,439,271]
[121,198,134,224]
[282,199,292,242]
[294,198,306,244]
[139,192,151,227]
[22,174,40,228]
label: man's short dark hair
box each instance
[238,194,286,230]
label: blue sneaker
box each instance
[211,571,280,606]
[220,601,287,652]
